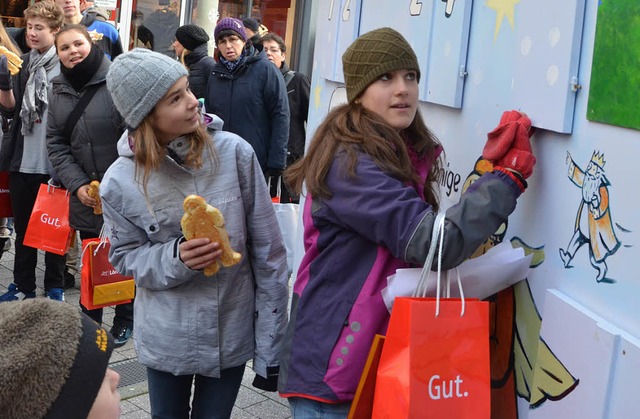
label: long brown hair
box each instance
[285,103,442,210]
[131,118,216,197]
[0,21,21,56]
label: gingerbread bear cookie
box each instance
[180,195,242,276]
[87,180,102,215]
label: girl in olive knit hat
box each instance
[278,27,534,416]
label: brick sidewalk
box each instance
[0,238,291,418]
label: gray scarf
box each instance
[20,46,59,135]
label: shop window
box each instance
[131,0,182,57]
[1,0,29,28]
[192,0,296,63]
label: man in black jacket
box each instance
[261,32,310,203]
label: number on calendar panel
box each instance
[410,0,422,15]
[329,0,353,21]
[443,0,456,17]
[343,0,352,21]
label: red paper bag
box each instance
[23,184,74,255]
[372,297,490,419]
[348,334,386,419]
[80,239,135,310]
[0,172,11,217]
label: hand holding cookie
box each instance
[86,180,102,215]
[181,195,242,276]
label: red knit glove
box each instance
[482,110,536,179]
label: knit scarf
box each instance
[220,44,253,73]
[219,53,246,73]
[20,45,59,135]
[60,44,104,92]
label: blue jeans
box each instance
[147,364,245,419]
[288,397,352,419]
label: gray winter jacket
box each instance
[47,55,124,234]
[99,115,289,378]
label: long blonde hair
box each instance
[178,48,190,67]
[131,118,216,197]
[0,21,21,56]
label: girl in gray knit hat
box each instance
[101,48,288,417]
[278,27,535,417]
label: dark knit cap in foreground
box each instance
[342,27,421,103]
[175,24,210,51]
[0,299,115,419]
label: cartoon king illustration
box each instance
[560,151,621,282]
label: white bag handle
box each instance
[80,225,108,269]
[412,212,465,317]
[266,176,283,201]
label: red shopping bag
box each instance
[348,334,386,419]
[0,172,11,217]
[371,297,490,418]
[23,184,75,255]
[80,238,135,310]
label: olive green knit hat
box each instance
[342,27,420,103]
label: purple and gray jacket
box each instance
[278,148,522,403]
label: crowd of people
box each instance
[0,4,534,418]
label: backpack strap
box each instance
[283,70,295,87]
[62,81,105,139]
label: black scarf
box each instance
[60,44,105,92]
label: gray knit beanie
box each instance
[107,48,188,129]
[342,27,420,103]
[0,299,115,419]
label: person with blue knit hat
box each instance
[101,48,289,417]
[204,17,290,192]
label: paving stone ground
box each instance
[0,234,291,418]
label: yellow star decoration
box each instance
[314,84,322,111]
[486,0,521,41]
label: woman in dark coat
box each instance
[173,24,215,100]
[204,18,289,177]
[46,24,133,347]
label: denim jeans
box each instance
[288,397,352,419]
[147,364,245,419]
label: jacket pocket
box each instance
[134,202,183,244]
[138,291,191,358]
